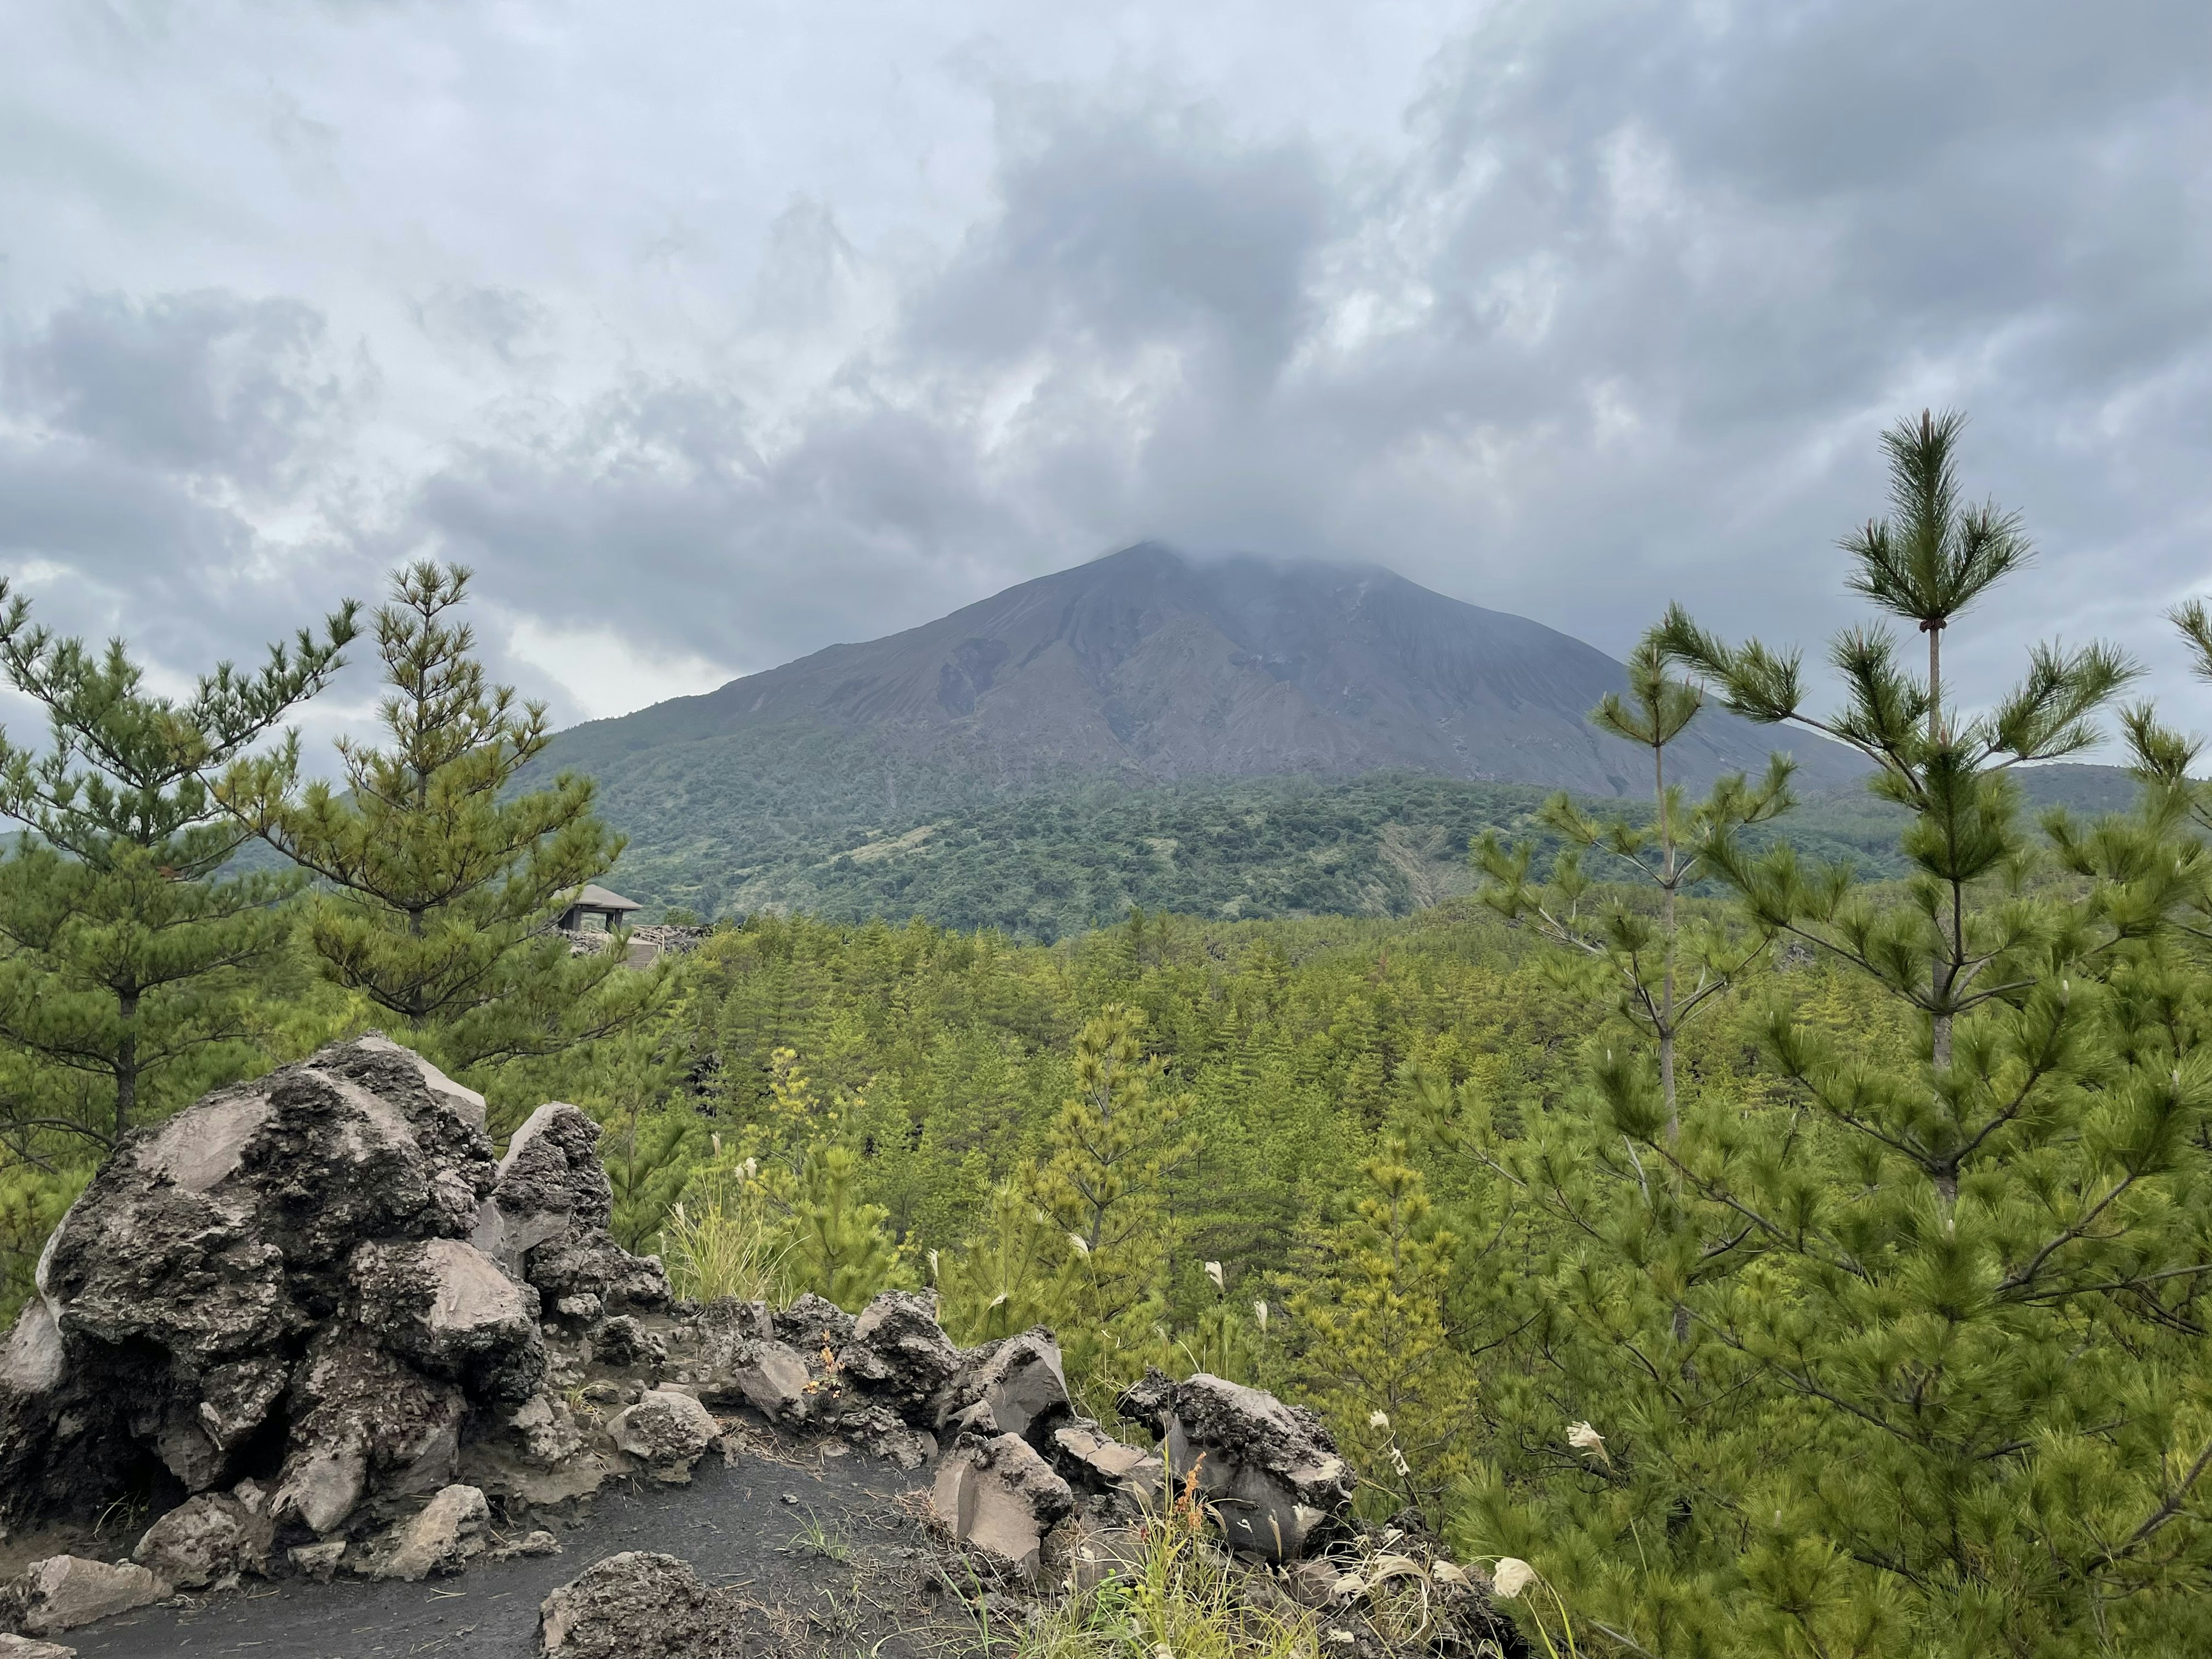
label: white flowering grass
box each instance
[1565,1421,1610,1468]
[1484,1558,1580,1659]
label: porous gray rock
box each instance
[272,1332,468,1532]
[1118,1370,1353,1562]
[1052,1422,1165,1503]
[351,1237,546,1403]
[469,1104,671,1314]
[588,1314,665,1372]
[538,1551,734,1658]
[132,1492,274,1590]
[491,1529,563,1562]
[772,1292,855,1354]
[286,1540,347,1582]
[938,1330,1071,1446]
[0,1557,162,1637]
[0,1633,78,1657]
[0,1036,669,1535]
[700,1333,812,1423]
[508,1391,588,1467]
[843,1290,960,1417]
[834,1400,935,1471]
[524,1233,672,1314]
[607,1389,721,1482]
[473,1104,609,1281]
[931,1431,1075,1582]
[368,1483,490,1582]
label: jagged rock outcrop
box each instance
[936,1328,1072,1445]
[677,1300,813,1423]
[844,1290,960,1418]
[0,1036,668,1543]
[1119,1370,1354,1562]
[473,1103,671,1323]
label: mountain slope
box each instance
[554,543,1866,794]
[546,546,1872,911]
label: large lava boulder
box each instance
[1119,1370,1354,1562]
[0,1036,663,1536]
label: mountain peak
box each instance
[551,542,1863,804]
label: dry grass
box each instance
[661,1175,788,1304]
[1007,1470,1320,1659]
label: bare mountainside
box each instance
[548,543,1866,802]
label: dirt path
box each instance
[63,1446,952,1659]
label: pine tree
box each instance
[1292,1140,1479,1524]
[1454,411,2212,1656]
[735,1046,899,1311]
[0,582,357,1146]
[1476,632,1792,1144]
[935,1178,1060,1344]
[219,562,657,1086]
[582,1032,697,1253]
[778,1142,897,1311]
[1034,1003,1197,1405]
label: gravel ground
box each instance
[58,1443,958,1659]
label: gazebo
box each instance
[557,884,642,934]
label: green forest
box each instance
[5,412,2212,1655]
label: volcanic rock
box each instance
[0,1035,670,1539]
[351,1237,546,1403]
[695,1334,812,1423]
[367,1483,490,1582]
[272,1332,468,1532]
[0,1634,78,1657]
[508,1390,588,1467]
[844,1290,960,1417]
[538,1551,734,1658]
[474,1104,609,1274]
[607,1389,721,1482]
[938,1331,1071,1446]
[1119,1370,1353,1562]
[1052,1422,1165,1503]
[286,1540,347,1582]
[771,1292,855,1354]
[132,1492,274,1590]
[0,1558,162,1638]
[589,1314,665,1373]
[833,1400,935,1471]
[931,1431,1075,1582]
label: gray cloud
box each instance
[1,0,2207,740]
[7,290,366,486]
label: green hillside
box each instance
[599,761,2144,940]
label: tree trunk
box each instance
[1927,623,1957,1230]
[1929,623,1942,747]
[114,986,139,1140]
[1658,740,1678,1149]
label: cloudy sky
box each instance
[2,0,2208,753]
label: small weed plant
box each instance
[660,1170,788,1304]
[1011,1464,1318,1659]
